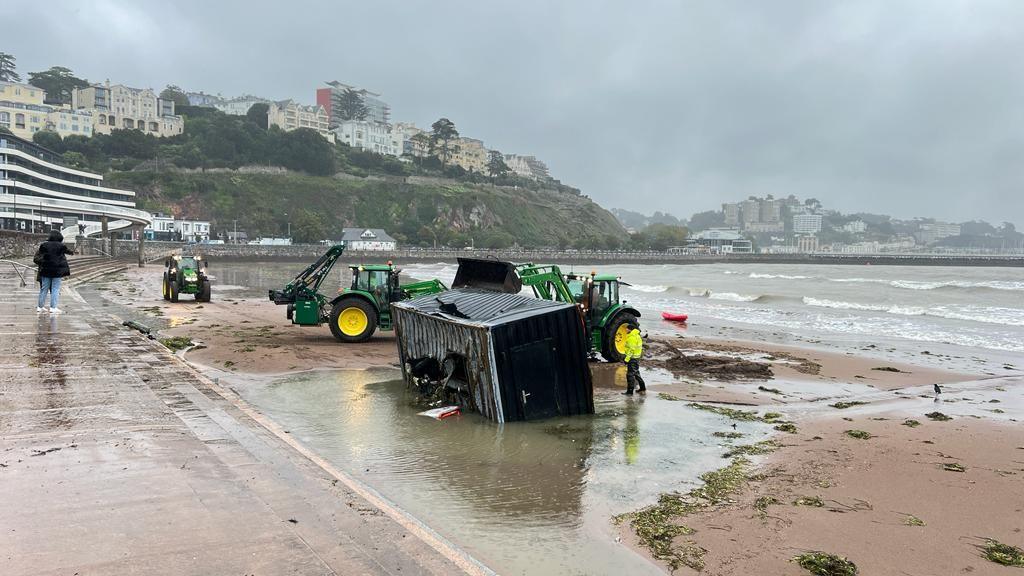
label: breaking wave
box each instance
[803,297,1024,326]
[828,277,1024,292]
[747,272,813,280]
[626,284,669,293]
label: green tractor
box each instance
[269,244,446,343]
[162,254,211,303]
[516,263,640,362]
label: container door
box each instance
[510,338,560,420]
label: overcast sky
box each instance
[3,0,1022,224]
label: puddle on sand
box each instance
[234,368,772,576]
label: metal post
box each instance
[137,225,145,267]
[101,216,109,258]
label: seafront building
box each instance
[0,132,150,235]
[448,137,489,173]
[341,228,397,251]
[267,100,335,143]
[684,229,753,254]
[915,222,961,245]
[503,154,550,180]
[0,80,94,139]
[145,213,212,242]
[792,213,823,234]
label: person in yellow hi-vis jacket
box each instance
[622,323,646,395]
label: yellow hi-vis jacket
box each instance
[623,329,643,362]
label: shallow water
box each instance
[234,368,771,575]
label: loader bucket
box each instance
[452,258,522,293]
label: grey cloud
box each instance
[3,0,1022,223]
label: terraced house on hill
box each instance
[0,80,94,140]
[0,132,150,235]
[72,82,184,137]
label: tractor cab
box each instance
[162,254,211,303]
[348,264,401,308]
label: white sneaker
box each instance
[50,308,62,315]
[36,307,44,313]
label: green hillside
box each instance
[106,171,627,249]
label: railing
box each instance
[0,259,37,287]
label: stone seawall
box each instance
[66,238,1024,267]
[0,230,48,259]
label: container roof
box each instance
[395,288,573,325]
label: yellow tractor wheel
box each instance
[329,298,378,343]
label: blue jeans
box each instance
[38,276,62,309]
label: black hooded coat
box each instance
[34,230,73,279]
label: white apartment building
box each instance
[842,220,867,233]
[916,222,961,245]
[145,213,211,242]
[0,81,94,139]
[722,202,740,226]
[72,82,184,137]
[503,154,550,180]
[214,95,270,116]
[796,235,820,253]
[1,132,150,235]
[392,122,426,157]
[792,213,823,234]
[335,120,401,156]
[267,100,334,143]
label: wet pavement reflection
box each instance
[235,368,772,575]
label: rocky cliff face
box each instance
[106,171,625,248]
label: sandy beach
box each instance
[85,263,1023,575]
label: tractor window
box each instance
[353,269,391,301]
[592,280,617,316]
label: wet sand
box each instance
[87,264,1023,575]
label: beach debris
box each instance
[933,384,942,395]
[757,385,783,395]
[902,419,921,427]
[30,447,62,457]
[829,401,868,409]
[418,406,461,420]
[712,431,745,439]
[925,411,953,421]
[872,366,906,373]
[754,495,780,517]
[122,319,152,334]
[793,496,825,507]
[942,462,966,473]
[620,457,750,571]
[902,514,926,526]
[687,402,762,421]
[722,440,779,458]
[792,551,858,575]
[762,412,782,420]
[774,422,799,434]
[845,430,872,440]
[658,392,683,401]
[981,539,1024,567]
[159,336,193,351]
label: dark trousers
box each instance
[626,358,646,392]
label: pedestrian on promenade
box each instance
[33,230,73,314]
[621,322,646,395]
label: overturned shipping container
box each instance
[392,289,594,422]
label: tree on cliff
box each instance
[246,102,269,129]
[27,66,89,105]
[0,52,19,82]
[429,118,459,169]
[486,150,510,181]
[159,85,190,109]
[336,88,368,121]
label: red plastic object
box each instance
[661,311,689,322]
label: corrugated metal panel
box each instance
[393,288,594,423]
[399,289,568,324]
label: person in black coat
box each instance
[33,230,74,314]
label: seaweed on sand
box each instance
[844,430,871,440]
[793,496,824,507]
[925,412,952,421]
[159,336,193,351]
[829,401,868,410]
[722,440,779,458]
[792,551,858,575]
[619,458,751,571]
[981,539,1024,567]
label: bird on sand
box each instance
[933,384,942,395]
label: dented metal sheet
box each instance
[392,289,594,423]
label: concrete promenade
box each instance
[0,266,482,576]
